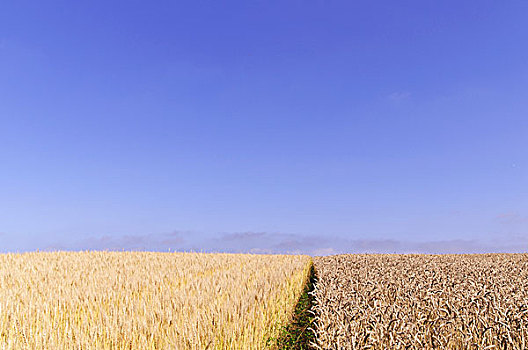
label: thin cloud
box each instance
[50,231,187,252]
[249,248,273,254]
[312,247,337,256]
[209,231,293,254]
[496,212,528,224]
[42,229,528,255]
[388,91,411,102]
[219,232,268,242]
[206,232,528,255]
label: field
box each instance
[312,254,528,350]
[0,251,312,349]
[3,252,528,349]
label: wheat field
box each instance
[312,254,528,350]
[0,251,312,349]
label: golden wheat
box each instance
[312,254,528,350]
[0,251,311,349]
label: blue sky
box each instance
[1,1,527,254]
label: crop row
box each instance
[312,254,528,349]
[0,251,311,349]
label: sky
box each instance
[1,1,527,254]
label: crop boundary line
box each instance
[270,261,317,350]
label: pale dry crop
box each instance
[0,251,312,349]
[312,254,528,350]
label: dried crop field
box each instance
[0,251,312,349]
[312,254,528,350]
